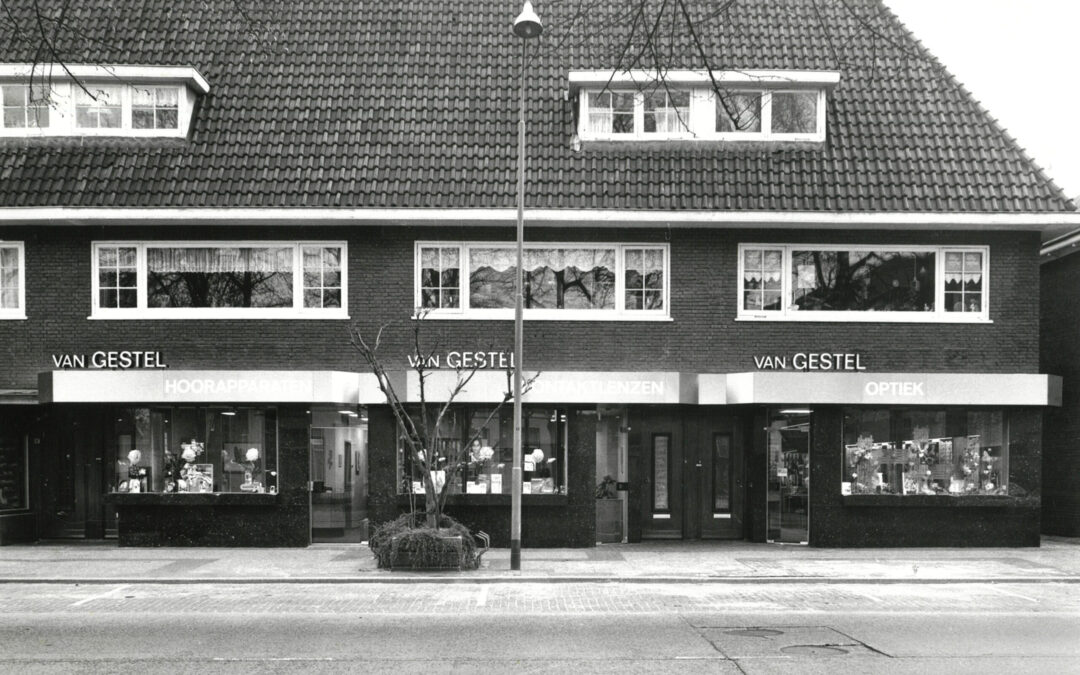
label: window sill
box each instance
[735,314,992,324]
[88,312,351,321]
[579,138,825,151]
[106,492,279,506]
[842,494,1028,508]
[396,494,569,507]
[414,312,672,322]
[0,314,27,320]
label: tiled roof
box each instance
[0,0,1073,212]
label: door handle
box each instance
[694,462,702,468]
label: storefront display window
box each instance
[0,424,28,511]
[110,406,278,494]
[397,406,568,496]
[842,408,1008,496]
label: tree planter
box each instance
[389,532,465,571]
[596,498,623,543]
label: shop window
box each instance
[110,406,278,494]
[841,408,1008,496]
[91,241,348,319]
[0,424,28,511]
[396,406,568,496]
[416,242,669,320]
[738,244,989,322]
[0,242,25,318]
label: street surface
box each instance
[1,581,1078,673]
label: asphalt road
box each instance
[1,581,1078,673]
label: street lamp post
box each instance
[511,0,542,572]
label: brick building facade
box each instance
[0,0,1075,547]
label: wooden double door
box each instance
[40,406,117,539]
[633,408,745,540]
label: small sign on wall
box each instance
[51,351,167,369]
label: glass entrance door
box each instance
[310,407,368,543]
[766,409,810,544]
[595,406,628,543]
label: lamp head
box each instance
[513,0,543,39]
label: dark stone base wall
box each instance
[0,513,36,544]
[809,407,1042,548]
[114,405,311,547]
[367,405,596,548]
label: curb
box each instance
[1,575,1078,585]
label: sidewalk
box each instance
[1,536,1078,584]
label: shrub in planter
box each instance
[369,512,480,570]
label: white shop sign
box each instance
[723,372,1061,407]
[401,370,694,404]
[39,370,371,404]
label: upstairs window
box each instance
[91,242,348,319]
[0,243,25,319]
[416,242,669,320]
[737,244,990,323]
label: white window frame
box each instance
[736,243,991,323]
[0,81,193,138]
[578,87,826,143]
[415,241,671,321]
[0,242,26,320]
[90,241,349,320]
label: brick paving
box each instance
[1,580,1077,616]
[0,537,1078,584]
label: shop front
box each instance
[10,365,1061,549]
[34,369,372,546]
[0,393,36,545]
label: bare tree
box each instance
[350,315,538,529]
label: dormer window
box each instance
[0,64,208,138]
[571,70,838,145]
[132,87,179,129]
[644,90,689,133]
[2,84,49,128]
[715,92,761,133]
[75,85,122,128]
[586,91,634,134]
